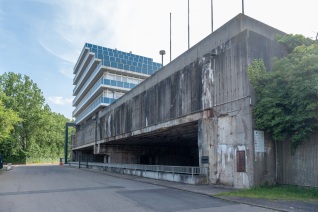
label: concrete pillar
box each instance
[198,114,218,184]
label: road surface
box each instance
[0,165,274,212]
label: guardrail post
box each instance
[191,167,194,178]
[79,155,81,169]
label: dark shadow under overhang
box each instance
[102,121,198,147]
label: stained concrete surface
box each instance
[0,165,273,212]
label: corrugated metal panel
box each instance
[278,132,318,187]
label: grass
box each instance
[216,185,318,201]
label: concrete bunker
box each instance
[71,14,289,187]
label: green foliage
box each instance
[216,185,318,201]
[247,59,267,89]
[248,37,318,149]
[0,92,21,140]
[0,72,73,163]
[276,34,315,53]
[29,106,70,160]
[0,72,45,151]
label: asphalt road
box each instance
[0,165,273,212]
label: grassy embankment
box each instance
[216,185,318,201]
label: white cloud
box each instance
[65,98,73,105]
[48,96,73,105]
[37,1,118,63]
[58,62,74,79]
[31,0,318,79]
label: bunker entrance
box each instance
[100,122,199,166]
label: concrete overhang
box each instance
[101,121,199,147]
[97,110,211,146]
[72,142,94,151]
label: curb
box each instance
[213,196,289,212]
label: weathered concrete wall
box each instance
[99,60,202,138]
[199,99,254,188]
[75,119,96,147]
[277,132,318,187]
[196,28,285,188]
[96,29,284,141]
[97,13,285,118]
[253,133,276,186]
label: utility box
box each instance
[59,158,64,166]
[0,154,3,169]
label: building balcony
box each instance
[73,52,95,85]
[73,57,101,96]
[75,95,116,124]
[73,47,89,75]
[72,75,141,117]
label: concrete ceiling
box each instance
[103,121,199,147]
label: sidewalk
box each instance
[72,166,318,212]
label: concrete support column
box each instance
[198,114,218,184]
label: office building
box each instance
[72,43,162,124]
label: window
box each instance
[104,90,113,98]
[127,77,133,84]
[107,73,115,80]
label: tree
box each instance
[0,72,45,152]
[248,35,318,149]
[30,106,71,161]
[0,90,23,161]
[0,92,21,140]
[0,72,73,163]
[276,34,315,53]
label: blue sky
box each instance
[0,0,317,119]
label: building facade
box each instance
[73,43,162,124]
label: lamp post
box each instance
[211,0,213,33]
[170,12,172,62]
[242,0,245,14]
[188,0,190,49]
[159,50,166,66]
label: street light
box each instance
[159,50,166,66]
[242,0,245,14]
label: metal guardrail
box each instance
[68,162,208,177]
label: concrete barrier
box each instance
[6,163,13,171]
[68,162,208,184]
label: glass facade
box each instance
[84,43,162,75]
